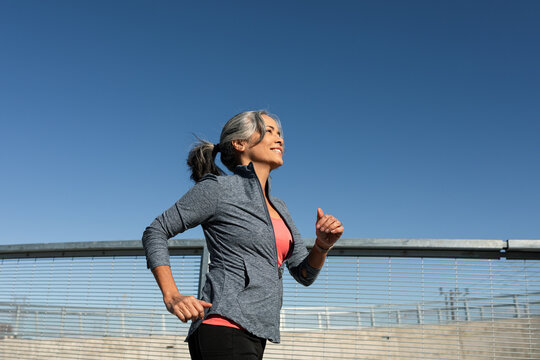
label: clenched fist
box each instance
[315,208,344,250]
[164,293,212,323]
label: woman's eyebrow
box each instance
[266,125,281,136]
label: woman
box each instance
[142,110,344,359]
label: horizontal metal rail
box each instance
[2,291,538,339]
[0,238,539,259]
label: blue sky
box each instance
[1,0,539,245]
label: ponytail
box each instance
[187,138,225,182]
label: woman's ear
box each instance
[232,139,247,152]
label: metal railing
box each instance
[1,238,539,359]
[1,291,539,339]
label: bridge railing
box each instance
[0,238,539,359]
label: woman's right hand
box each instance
[163,293,212,323]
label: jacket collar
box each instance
[233,161,257,178]
[234,162,272,195]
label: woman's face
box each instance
[242,114,284,170]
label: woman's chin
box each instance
[271,161,284,170]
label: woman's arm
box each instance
[142,175,219,270]
[285,206,344,285]
[306,244,328,270]
[142,175,220,321]
[152,265,212,322]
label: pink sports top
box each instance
[203,216,293,329]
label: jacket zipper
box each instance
[254,176,281,278]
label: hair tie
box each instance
[212,143,221,158]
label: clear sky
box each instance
[1,0,539,245]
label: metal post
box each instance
[464,300,470,321]
[14,305,20,337]
[370,306,375,327]
[161,314,166,335]
[105,309,109,336]
[198,243,210,299]
[79,312,83,335]
[325,307,330,329]
[416,304,423,324]
[60,307,66,337]
[34,311,39,335]
[513,295,521,318]
[121,311,125,336]
[450,291,455,321]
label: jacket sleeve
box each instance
[142,174,219,269]
[275,199,321,286]
[286,235,321,286]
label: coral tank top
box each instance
[203,217,293,329]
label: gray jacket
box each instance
[142,162,320,343]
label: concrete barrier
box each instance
[1,317,539,359]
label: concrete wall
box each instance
[1,317,539,359]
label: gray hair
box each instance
[187,110,282,182]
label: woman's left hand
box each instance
[315,208,344,248]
